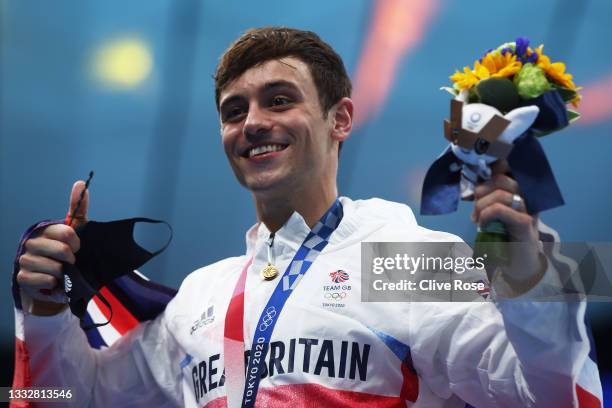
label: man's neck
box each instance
[254,186,338,233]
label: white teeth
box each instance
[248,144,285,158]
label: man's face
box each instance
[219,57,336,196]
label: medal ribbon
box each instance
[223,199,343,408]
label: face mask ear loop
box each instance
[79,290,113,330]
[129,218,174,257]
[151,221,173,256]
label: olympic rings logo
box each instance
[258,306,277,332]
[324,292,347,301]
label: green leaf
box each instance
[567,109,581,123]
[551,84,578,103]
[532,127,563,138]
[475,77,519,113]
[468,87,480,104]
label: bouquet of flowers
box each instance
[421,37,581,263]
[445,36,580,128]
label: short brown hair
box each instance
[214,26,352,117]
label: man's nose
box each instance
[243,105,272,139]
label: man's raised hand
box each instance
[471,161,545,294]
[16,181,89,315]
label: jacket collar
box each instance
[244,197,378,256]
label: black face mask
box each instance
[62,218,172,329]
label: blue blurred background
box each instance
[1,0,611,402]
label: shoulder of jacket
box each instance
[173,255,247,298]
[161,255,247,319]
[350,197,464,243]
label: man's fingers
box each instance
[18,278,67,304]
[40,224,80,253]
[473,189,526,221]
[16,268,59,291]
[68,180,89,227]
[478,203,535,241]
[25,237,76,264]
[18,253,64,280]
[17,222,79,307]
[45,288,69,304]
[490,159,511,175]
[474,174,519,199]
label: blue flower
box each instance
[515,36,530,58]
[526,52,538,63]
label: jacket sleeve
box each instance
[22,303,183,407]
[407,259,602,407]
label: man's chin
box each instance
[245,176,292,197]
[247,182,281,194]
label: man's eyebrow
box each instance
[261,80,299,93]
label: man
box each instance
[15,27,600,407]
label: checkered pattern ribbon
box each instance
[280,206,341,292]
[241,199,343,408]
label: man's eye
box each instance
[224,106,246,121]
[231,107,245,116]
[271,96,291,107]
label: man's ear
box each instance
[330,97,354,143]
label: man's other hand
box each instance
[16,181,89,315]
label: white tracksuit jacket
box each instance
[22,197,600,407]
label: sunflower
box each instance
[450,51,522,90]
[482,51,523,79]
[534,45,577,90]
[450,66,479,89]
[533,45,580,105]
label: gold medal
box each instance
[261,263,279,280]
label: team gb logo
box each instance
[329,270,349,283]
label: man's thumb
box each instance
[66,180,89,227]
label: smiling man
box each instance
[218,56,351,232]
[14,27,601,407]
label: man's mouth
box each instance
[244,143,289,158]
